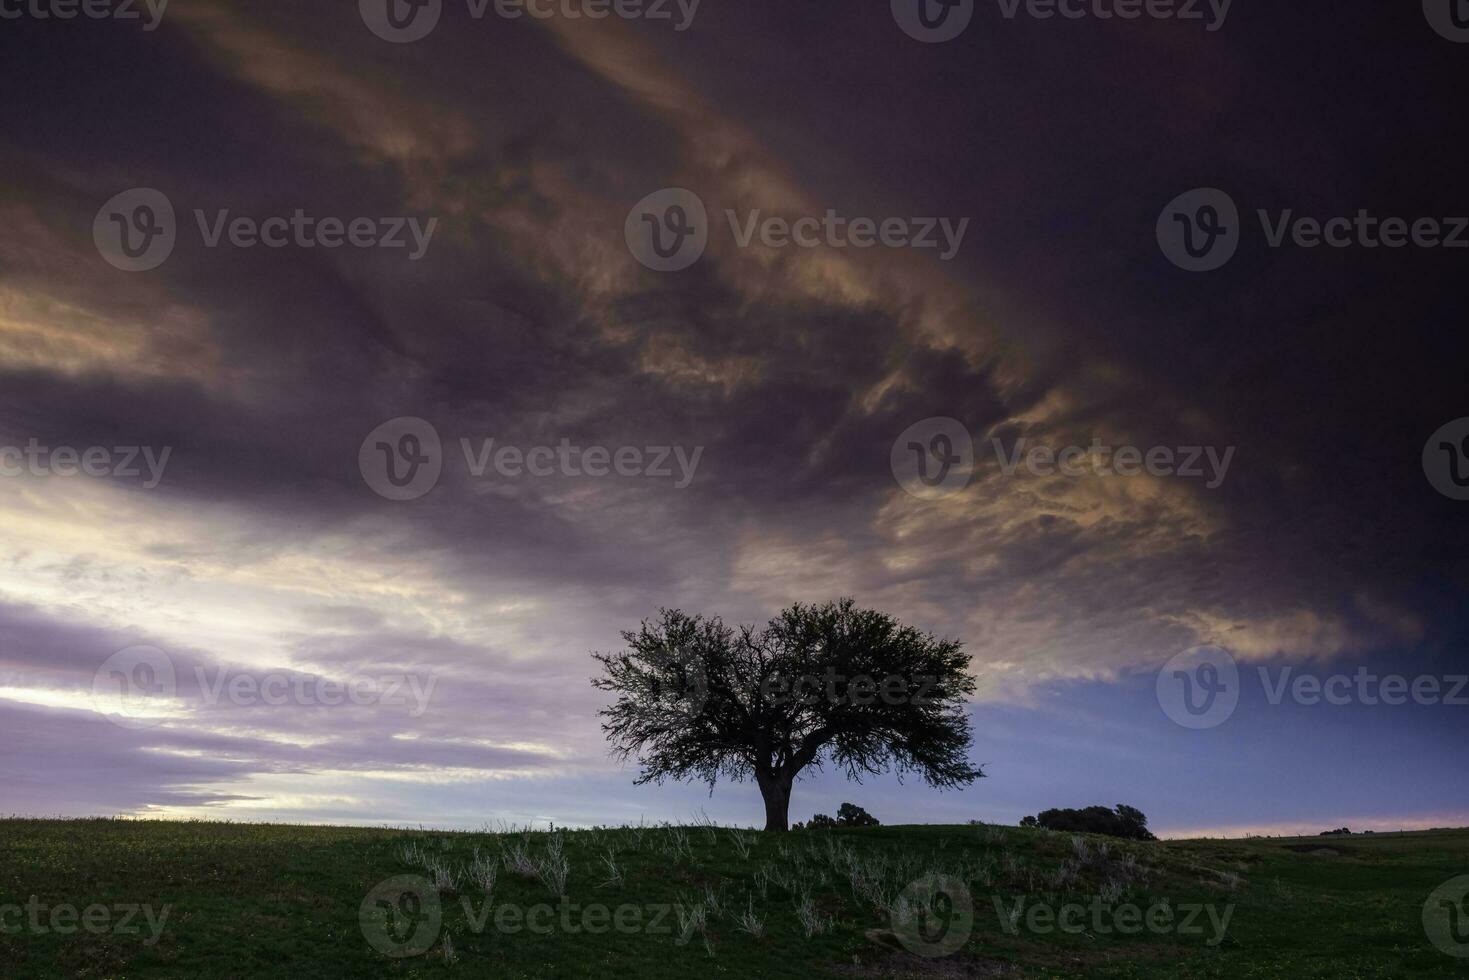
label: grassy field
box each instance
[1,817,1466,978]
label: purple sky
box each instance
[0,1,1466,837]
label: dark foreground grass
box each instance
[1,817,1466,978]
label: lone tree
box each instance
[591,599,983,832]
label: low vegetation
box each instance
[1020,805,1158,842]
[0,818,1464,978]
[796,802,881,831]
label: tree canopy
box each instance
[591,599,983,831]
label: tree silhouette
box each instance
[591,599,983,831]
[1022,804,1157,841]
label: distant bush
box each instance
[1320,827,1352,836]
[795,803,880,830]
[1020,804,1156,841]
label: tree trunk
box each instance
[759,774,792,832]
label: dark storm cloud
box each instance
[0,0,1464,825]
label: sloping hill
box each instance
[1,818,1465,978]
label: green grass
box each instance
[1,818,1467,978]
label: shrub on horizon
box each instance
[1018,804,1157,841]
[797,803,880,830]
[836,803,879,827]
